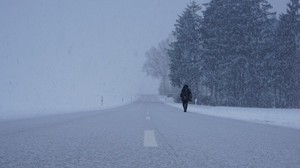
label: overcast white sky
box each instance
[0,0,290,112]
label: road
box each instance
[0,95,299,168]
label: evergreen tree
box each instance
[201,0,228,105]
[202,0,275,107]
[273,0,300,107]
[168,1,203,100]
[241,0,276,107]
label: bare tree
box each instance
[143,37,173,95]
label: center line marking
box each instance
[146,116,151,120]
[143,130,158,147]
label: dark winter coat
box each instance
[180,85,192,103]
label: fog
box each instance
[0,0,289,118]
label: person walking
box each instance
[180,84,192,112]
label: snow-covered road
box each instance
[0,95,299,168]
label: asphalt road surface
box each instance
[0,95,299,168]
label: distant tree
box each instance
[143,37,173,95]
[168,1,203,101]
[272,0,300,107]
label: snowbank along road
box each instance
[0,95,299,168]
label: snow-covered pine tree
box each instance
[273,0,300,108]
[202,0,226,105]
[168,1,203,101]
[241,0,276,107]
[202,0,275,107]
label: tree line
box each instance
[143,0,300,108]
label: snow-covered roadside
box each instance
[159,96,300,130]
[0,95,138,121]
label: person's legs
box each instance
[183,102,187,112]
[185,103,188,112]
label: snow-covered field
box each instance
[0,95,137,121]
[159,96,300,130]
